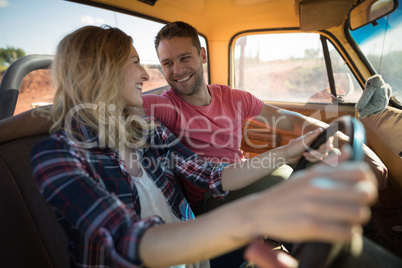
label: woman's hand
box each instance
[248,147,378,243]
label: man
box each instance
[139,23,388,266]
[140,21,387,212]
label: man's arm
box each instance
[255,103,328,135]
[255,103,388,188]
[0,109,52,143]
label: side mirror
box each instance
[308,73,354,103]
[349,0,398,30]
[330,73,354,98]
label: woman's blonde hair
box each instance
[42,25,151,149]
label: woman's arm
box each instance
[31,136,163,266]
[221,128,324,191]
[152,120,229,198]
[161,120,321,193]
[33,130,377,267]
[139,155,378,267]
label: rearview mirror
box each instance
[349,0,398,30]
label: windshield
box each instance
[349,2,402,106]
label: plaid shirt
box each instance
[31,117,227,268]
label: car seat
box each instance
[0,55,70,267]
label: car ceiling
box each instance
[68,0,358,39]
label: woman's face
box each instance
[121,45,149,107]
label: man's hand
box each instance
[283,128,334,164]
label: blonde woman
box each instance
[31,26,377,268]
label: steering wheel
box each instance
[244,115,366,268]
[292,115,365,172]
[289,115,366,268]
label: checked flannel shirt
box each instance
[31,117,228,267]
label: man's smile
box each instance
[175,75,192,83]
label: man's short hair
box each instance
[155,21,202,53]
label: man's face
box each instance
[157,37,207,96]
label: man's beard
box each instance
[170,65,205,96]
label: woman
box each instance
[31,25,377,268]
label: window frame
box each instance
[228,29,363,104]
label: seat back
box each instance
[0,137,70,267]
[0,54,69,267]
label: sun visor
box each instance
[298,0,356,31]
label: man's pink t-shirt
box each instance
[142,84,264,204]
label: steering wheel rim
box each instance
[290,115,366,268]
[293,115,366,172]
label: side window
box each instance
[349,3,402,107]
[233,32,361,103]
[0,1,208,115]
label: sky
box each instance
[351,5,402,56]
[0,0,165,63]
